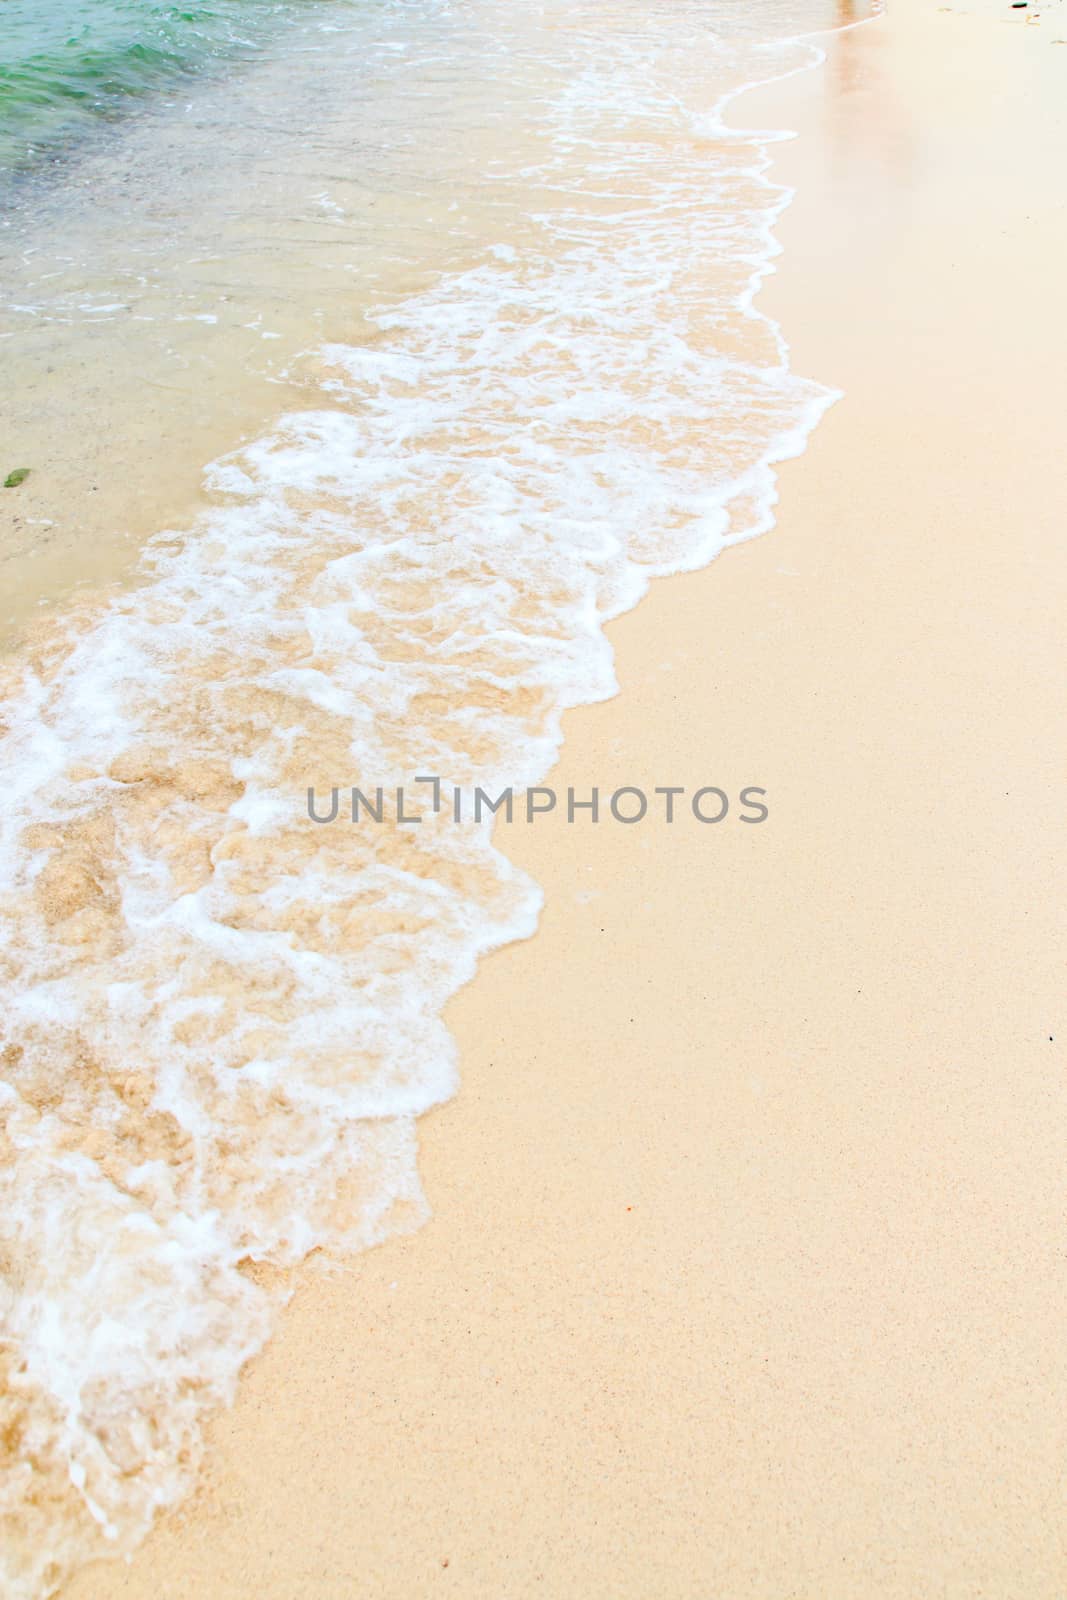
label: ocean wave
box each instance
[0,4,846,1593]
[0,0,349,175]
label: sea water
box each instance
[0,0,872,1592]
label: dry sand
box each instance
[65,1,1067,1595]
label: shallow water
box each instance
[0,1,873,1593]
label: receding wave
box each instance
[0,4,855,1594]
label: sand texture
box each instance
[61,2,1067,1595]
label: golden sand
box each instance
[56,1,1067,1594]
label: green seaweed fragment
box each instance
[3,468,31,488]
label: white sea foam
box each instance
[0,3,852,1593]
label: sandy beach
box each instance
[35,0,1063,1595]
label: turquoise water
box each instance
[0,0,344,173]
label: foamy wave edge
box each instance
[1,29,838,1599]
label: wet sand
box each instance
[64,1,1067,1596]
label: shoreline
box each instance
[3,11,842,1597]
[49,0,1067,1593]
